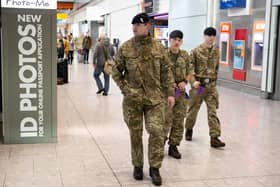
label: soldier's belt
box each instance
[195,77,216,85]
[175,80,188,85]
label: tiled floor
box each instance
[1,61,280,187]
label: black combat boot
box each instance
[168,145,181,159]
[133,167,143,180]
[149,167,162,186]
[96,88,104,94]
[185,129,193,141]
[211,137,226,148]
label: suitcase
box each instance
[57,58,68,84]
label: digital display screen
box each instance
[221,41,228,62]
[254,42,263,66]
[220,0,246,9]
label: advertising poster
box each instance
[154,26,168,47]
[1,0,57,143]
[233,40,245,70]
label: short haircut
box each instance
[204,27,216,36]
[169,30,183,39]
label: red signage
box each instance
[220,23,231,33]
[219,22,231,65]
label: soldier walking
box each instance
[112,13,175,186]
[185,27,226,148]
[163,30,196,159]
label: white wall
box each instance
[86,6,105,21]
[169,0,208,51]
[84,0,140,43]
[158,0,169,13]
[109,5,139,44]
[71,9,87,23]
[72,23,80,38]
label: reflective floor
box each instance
[1,59,280,187]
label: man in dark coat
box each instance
[93,35,115,96]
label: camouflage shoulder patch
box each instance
[180,49,190,59]
[121,38,140,57]
[152,40,165,54]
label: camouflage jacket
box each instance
[167,49,193,84]
[112,36,174,105]
[191,43,220,80]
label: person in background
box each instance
[82,32,92,64]
[56,33,68,84]
[57,33,65,59]
[63,36,69,60]
[75,33,85,63]
[68,33,74,65]
[93,34,115,96]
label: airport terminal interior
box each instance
[1,57,280,187]
[1,0,280,186]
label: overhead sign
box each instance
[1,0,57,9]
[57,13,69,20]
[57,2,73,10]
[220,0,246,9]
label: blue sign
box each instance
[220,0,246,9]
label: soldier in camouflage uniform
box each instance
[163,30,194,159]
[112,13,175,186]
[185,27,226,148]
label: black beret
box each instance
[204,27,217,36]
[169,30,183,39]
[131,13,150,24]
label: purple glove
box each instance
[174,87,180,99]
[197,85,204,96]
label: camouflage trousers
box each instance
[123,97,165,168]
[185,86,221,137]
[164,93,187,146]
